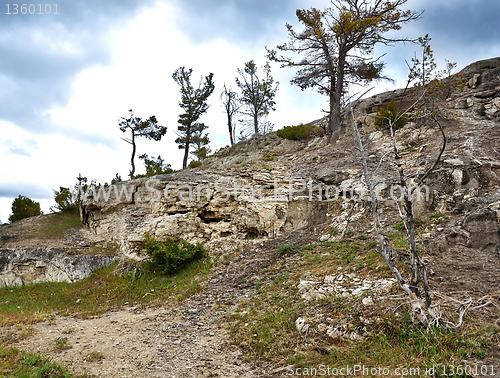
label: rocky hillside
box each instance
[81,57,500,271]
[1,57,499,376]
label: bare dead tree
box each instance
[350,104,429,322]
[349,85,490,325]
[221,83,241,146]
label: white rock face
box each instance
[0,248,115,288]
[80,172,321,257]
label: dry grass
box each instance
[0,257,214,326]
[229,238,499,373]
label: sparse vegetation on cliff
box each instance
[276,124,324,140]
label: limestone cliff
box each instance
[80,58,500,266]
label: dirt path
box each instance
[15,305,254,377]
[11,241,286,377]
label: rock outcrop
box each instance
[81,58,500,284]
[80,165,326,258]
[0,248,115,288]
[76,57,500,272]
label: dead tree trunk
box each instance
[350,105,429,323]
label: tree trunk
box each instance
[182,143,190,169]
[389,123,431,307]
[228,113,234,146]
[182,124,193,169]
[330,53,345,142]
[129,131,136,179]
[253,111,259,135]
[327,78,336,137]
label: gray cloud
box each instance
[416,0,500,45]
[0,182,53,199]
[169,0,307,47]
[0,0,156,142]
[375,0,500,84]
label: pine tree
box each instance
[267,0,422,141]
[119,109,167,179]
[173,67,215,169]
[189,123,211,161]
[236,61,278,136]
[9,195,42,222]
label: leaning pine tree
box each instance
[172,67,215,169]
[119,109,167,179]
[267,0,422,141]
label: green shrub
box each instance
[374,101,408,131]
[144,234,206,275]
[50,187,78,214]
[188,160,203,169]
[393,221,406,230]
[262,153,276,162]
[136,154,173,178]
[8,195,42,223]
[277,244,298,258]
[276,124,324,140]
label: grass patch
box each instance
[300,239,387,272]
[54,337,72,352]
[393,221,406,230]
[83,242,120,256]
[328,227,339,235]
[262,153,276,162]
[344,229,355,238]
[85,349,104,362]
[0,257,214,325]
[428,212,443,219]
[229,237,493,372]
[38,212,83,238]
[261,163,273,171]
[0,346,80,377]
[277,245,298,258]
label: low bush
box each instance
[276,124,324,140]
[144,234,206,275]
[374,100,408,131]
[188,160,203,169]
[277,244,298,258]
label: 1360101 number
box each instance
[5,4,59,15]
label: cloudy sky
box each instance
[1,0,499,222]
